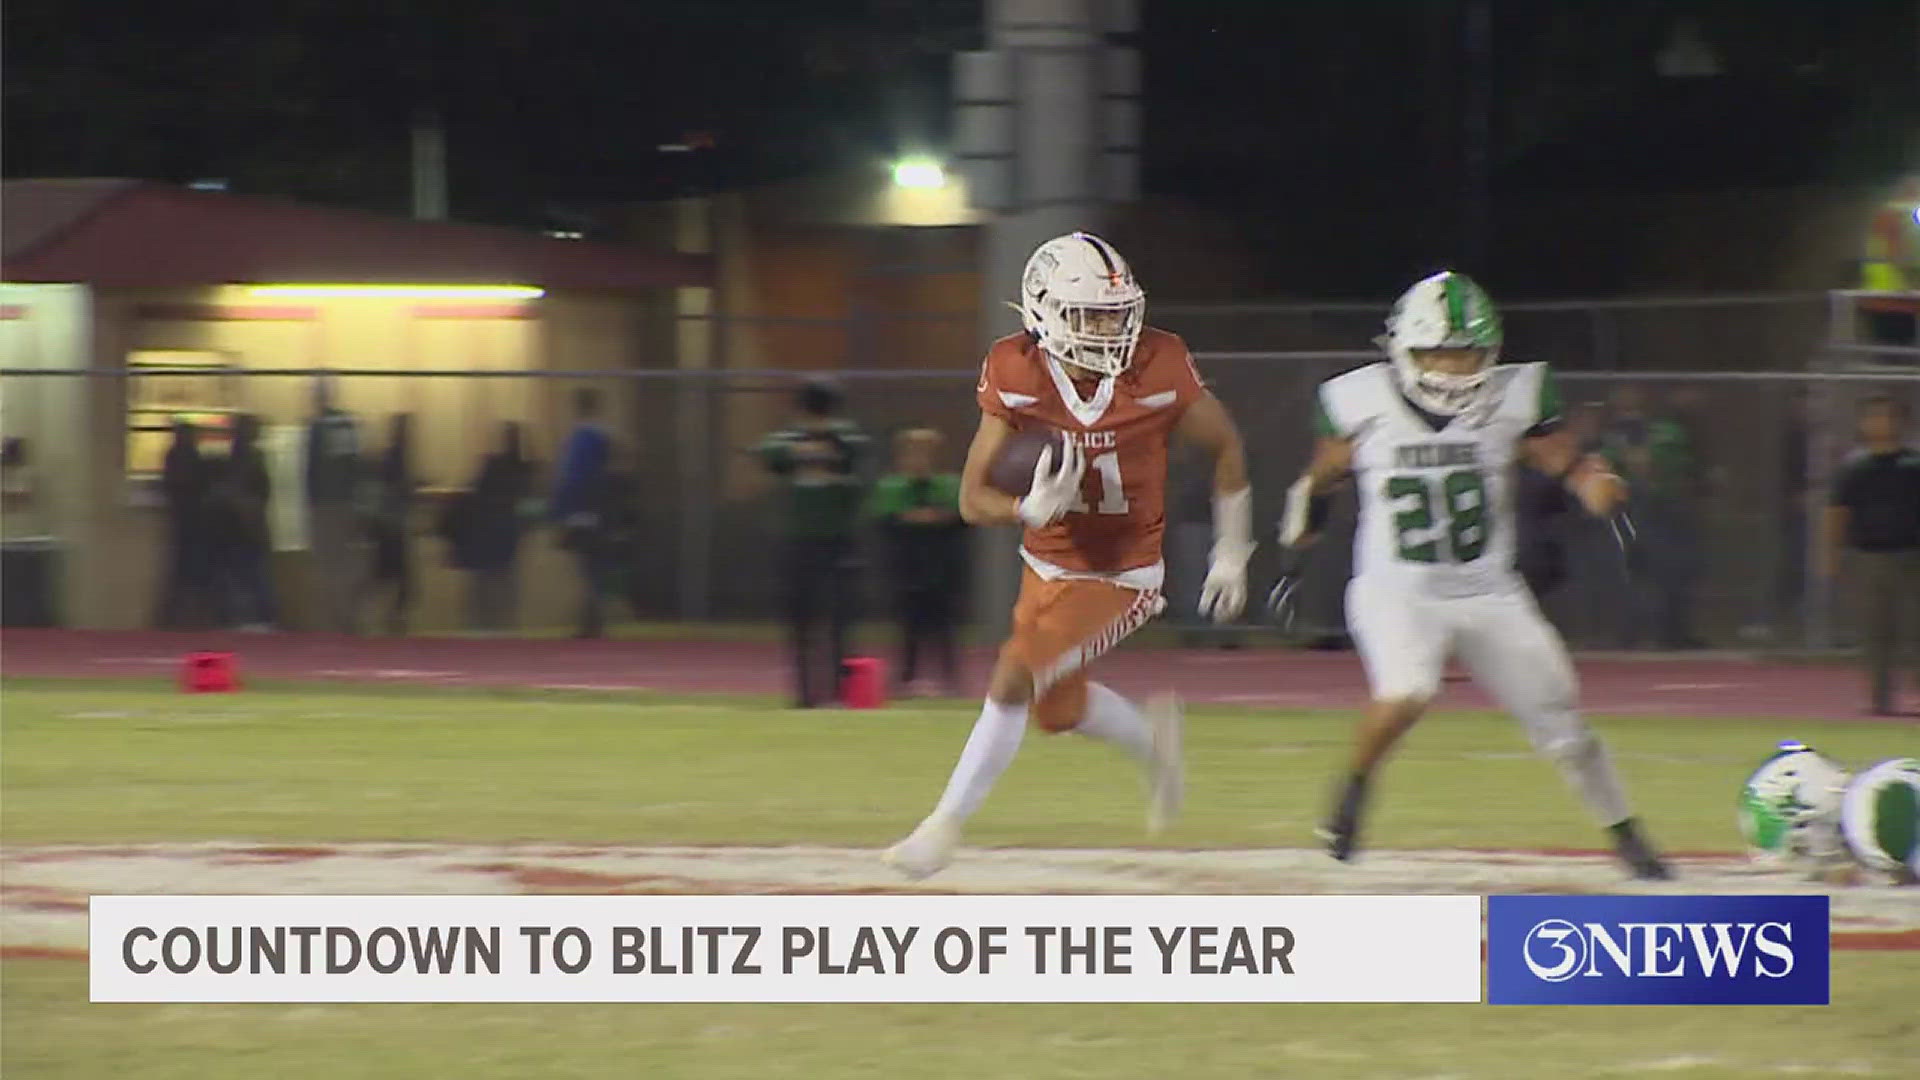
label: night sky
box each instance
[5,1,1915,235]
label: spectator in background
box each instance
[458,421,534,633]
[362,413,417,636]
[207,413,276,630]
[868,428,966,697]
[1567,400,1607,455]
[1514,459,1578,608]
[755,377,870,708]
[551,388,615,638]
[595,448,644,623]
[0,437,29,502]
[1558,400,1630,645]
[1661,385,1712,644]
[305,376,364,634]
[155,418,211,628]
[1601,385,1704,648]
[1823,394,1920,716]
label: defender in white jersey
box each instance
[1278,270,1671,880]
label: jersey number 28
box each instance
[1385,468,1488,563]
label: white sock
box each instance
[1550,732,1632,827]
[928,698,1029,823]
[1075,682,1153,765]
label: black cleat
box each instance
[1318,773,1371,863]
[1609,818,1673,881]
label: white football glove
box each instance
[1198,487,1254,623]
[1016,438,1085,529]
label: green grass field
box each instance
[4,680,1917,1079]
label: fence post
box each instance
[675,330,717,623]
[684,372,715,622]
[1803,361,1838,652]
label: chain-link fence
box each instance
[1156,294,1834,372]
[1196,362,1918,654]
[4,286,1918,649]
[5,361,1917,651]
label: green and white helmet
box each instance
[1839,757,1920,883]
[1737,741,1851,867]
[1381,270,1504,416]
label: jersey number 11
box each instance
[1071,452,1130,515]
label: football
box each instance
[987,425,1067,498]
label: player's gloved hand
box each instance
[1607,506,1641,574]
[1200,556,1249,623]
[1266,573,1304,630]
[1198,487,1254,623]
[1265,543,1310,629]
[1015,438,1085,529]
[1568,453,1626,518]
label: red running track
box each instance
[3,629,1911,722]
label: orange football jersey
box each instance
[976,327,1206,573]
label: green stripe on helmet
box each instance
[1738,786,1788,851]
[1872,780,1918,862]
[1437,272,1502,350]
[1442,274,1468,337]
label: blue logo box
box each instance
[1487,895,1829,1005]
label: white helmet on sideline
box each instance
[1737,740,1851,869]
[1017,232,1146,377]
[1840,757,1920,883]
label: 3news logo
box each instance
[1486,895,1830,1005]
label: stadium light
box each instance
[891,158,947,190]
[243,285,546,300]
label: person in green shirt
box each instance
[867,428,967,696]
[754,377,871,708]
[1600,385,1705,649]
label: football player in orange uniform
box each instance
[884,232,1254,879]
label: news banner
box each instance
[88,893,1831,1005]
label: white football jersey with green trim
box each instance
[1317,361,1560,598]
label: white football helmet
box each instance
[1380,270,1504,415]
[1839,757,1920,883]
[1017,232,1145,377]
[1737,741,1851,870]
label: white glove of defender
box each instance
[1016,438,1085,529]
[1198,487,1255,623]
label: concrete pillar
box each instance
[956,0,1139,636]
[673,195,718,620]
